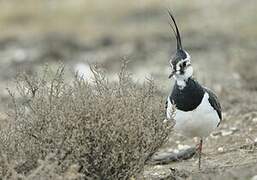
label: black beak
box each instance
[168,71,175,78]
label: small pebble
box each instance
[211,131,222,136]
[221,130,233,136]
[253,118,257,123]
[212,127,239,137]
[218,147,224,153]
[230,127,239,132]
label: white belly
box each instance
[167,92,220,138]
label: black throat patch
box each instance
[170,78,205,111]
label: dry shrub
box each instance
[0,63,171,179]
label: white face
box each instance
[169,52,193,80]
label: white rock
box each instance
[253,118,257,123]
[218,147,224,153]
[221,130,233,136]
[13,48,27,62]
[211,131,222,137]
[230,127,239,132]
[74,63,94,82]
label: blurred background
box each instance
[0,0,256,98]
[1,0,257,178]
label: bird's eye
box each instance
[182,62,187,67]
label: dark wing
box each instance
[204,88,222,126]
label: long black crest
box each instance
[168,11,183,50]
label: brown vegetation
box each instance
[0,64,171,179]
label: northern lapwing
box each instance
[165,11,222,170]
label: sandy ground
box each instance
[0,0,257,179]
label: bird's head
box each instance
[168,11,193,81]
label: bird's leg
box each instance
[197,138,203,170]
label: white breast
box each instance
[167,92,220,138]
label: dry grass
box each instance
[0,63,171,179]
